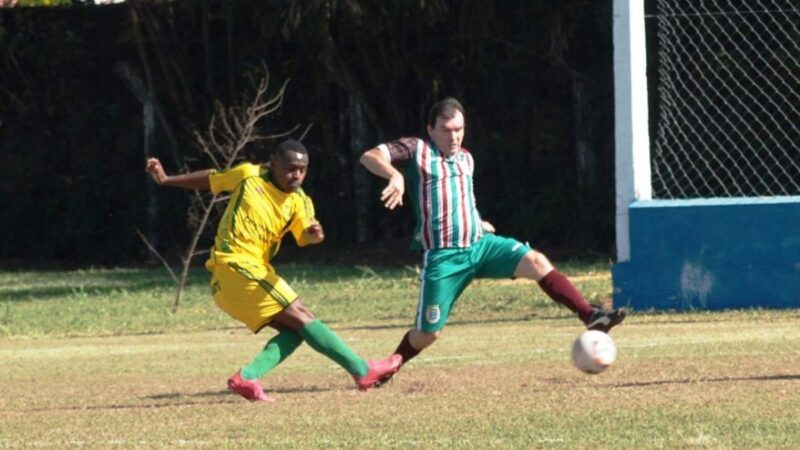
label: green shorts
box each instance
[414,233,531,333]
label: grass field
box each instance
[2,262,799,448]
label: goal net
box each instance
[649,0,800,198]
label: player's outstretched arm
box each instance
[145,158,212,190]
[359,149,404,210]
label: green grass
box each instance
[1,262,799,449]
[0,261,612,337]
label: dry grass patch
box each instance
[2,313,800,449]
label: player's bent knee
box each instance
[514,250,554,280]
[529,251,553,276]
[533,251,553,269]
[273,299,316,330]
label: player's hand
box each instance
[381,172,405,210]
[145,158,168,185]
[482,221,496,234]
[305,223,325,243]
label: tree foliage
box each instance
[0,0,615,266]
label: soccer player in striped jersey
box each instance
[359,98,626,384]
[145,139,401,402]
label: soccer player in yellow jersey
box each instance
[145,139,401,402]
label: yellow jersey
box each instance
[205,162,317,268]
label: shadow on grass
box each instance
[332,314,574,332]
[0,285,176,303]
[144,384,332,402]
[627,309,800,325]
[24,398,240,412]
[0,264,415,303]
[21,385,336,412]
[611,373,800,388]
[0,270,206,303]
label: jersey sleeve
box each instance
[289,192,318,246]
[208,162,261,194]
[377,137,420,163]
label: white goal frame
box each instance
[613,0,651,263]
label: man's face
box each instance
[427,109,465,157]
[270,150,308,192]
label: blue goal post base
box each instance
[613,197,800,311]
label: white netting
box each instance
[650,0,800,198]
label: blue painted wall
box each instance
[613,197,800,310]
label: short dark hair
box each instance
[272,139,308,159]
[427,97,465,127]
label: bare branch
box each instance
[259,79,291,117]
[134,227,179,284]
[172,193,219,313]
[254,124,303,142]
[196,129,222,169]
[298,123,314,142]
[162,63,299,312]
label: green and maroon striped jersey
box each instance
[378,137,483,250]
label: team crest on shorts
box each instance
[425,305,441,324]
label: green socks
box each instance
[240,320,368,380]
[299,320,368,378]
[241,330,303,380]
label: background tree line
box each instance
[0,0,615,266]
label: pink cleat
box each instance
[354,354,403,391]
[227,370,276,402]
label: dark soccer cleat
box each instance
[354,354,403,391]
[586,306,627,333]
[227,370,276,402]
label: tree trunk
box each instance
[116,63,159,262]
[143,101,158,261]
[349,93,371,243]
[572,77,596,190]
[201,0,215,104]
[572,75,601,248]
[224,1,237,99]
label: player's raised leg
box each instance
[514,250,626,332]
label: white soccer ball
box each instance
[571,330,617,374]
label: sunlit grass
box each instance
[0,261,612,337]
[1,263,799,448]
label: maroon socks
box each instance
[537,270,594,323]
[393,271,593,364]
[393,331,421,365]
